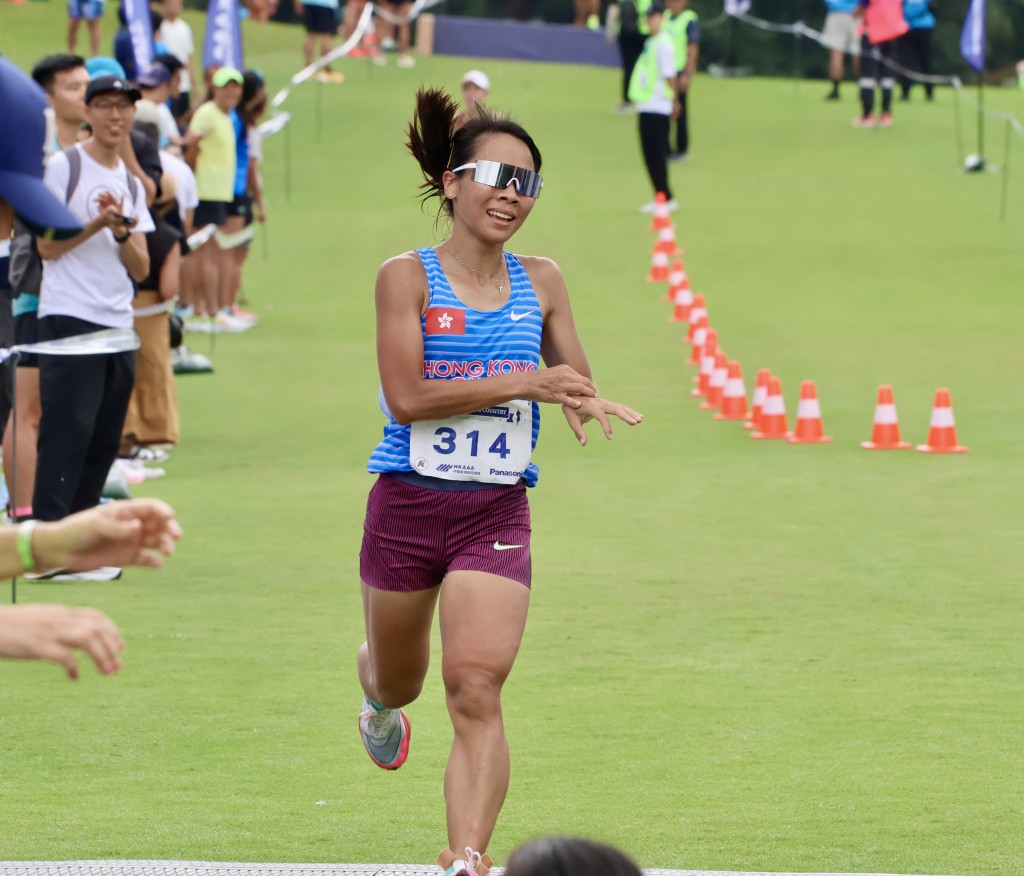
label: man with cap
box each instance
[628,2,679,213]
[136,61,181,149]
[32,74,154,527]
[184,67,242,326]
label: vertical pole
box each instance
[977,72,985,163]
[284,119,292,203]
[952,84,964,168]
[1000,118,1012,222]
[9,353,18,603]
[315,77,324,143]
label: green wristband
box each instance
[16,520,38,572]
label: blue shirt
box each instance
[368,247,544,487]
[902,0,934,29]
[826,0,858,12]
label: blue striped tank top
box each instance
[368,247,543,487]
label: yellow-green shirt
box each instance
[188,101,236,202]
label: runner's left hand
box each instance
[562,397,643,446]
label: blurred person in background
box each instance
[375,0,416,68]
[454,69,488,130]
[136,61,182,150]
[665,0,698,162]
[629,3,679,213]
[67,0,106,58]
[852,0,908,127]
[898,0,935,101]
[113,5,164,81]
[574,0,600,29]
[294,0,345,82]
[504,837,642,876]
[612,0,649,114]
[822,0,861,100]
[4,54,90,523]
[154,52,188,134]
[158,0,197,123]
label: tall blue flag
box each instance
[204,0,245,71]
[960,0,986,72]
[123,0,156,77]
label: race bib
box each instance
[409,400,533,485]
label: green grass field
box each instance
[1,5,1023,874]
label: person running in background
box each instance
[3,54,90,524]
[294,0,344,83]
[822,0,861,100]
[852,0,908,128]
[898,0,935,101]
[504,837,643,876]
[158,0,197,124]
[629,3,679,213]
[665,0,699,162]
[67,0,105,58]
[357,86,642,876]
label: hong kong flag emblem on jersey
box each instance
[425,307,466,335]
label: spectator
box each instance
[184,66,242,325]
[822,0,861,101]
[33,75,154,536]
[613,0,650,114]
[67,0,106,59]
[898,0,935,101]
[158,0,197,123]
[293,0,345,83]
[4,54,90,523]
[376,1,415,68]
[85,55,126,80]
[628,2,679,213]
[136,61,181,149]
[574,0,599,29]
[504,837,643,876]
[155,52,188,133]
[455,69,489,130]
[852,0,908,128]
[665,0,699,162]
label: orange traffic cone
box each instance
[916,388,968,453]
[751,376,790,439]
[657,224,682,256]
[716,361,749,421]
[701,351,729,410]
[663,259,684,303]
[647,238,671,283]
[684,294,706,344]
[692,329,717,397]
[745,368,771,431]
[648,192,670,232]
[861,384,911,450]
[788,381,833,444]
[687,315,708,366]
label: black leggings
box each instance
[859,36,896,117]
[674,85,689,155]
[898,28,933,99]
[638,111,672,199]
[618,31,646,104]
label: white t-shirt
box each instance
[158,102,180,147]
[39,145,155,329]
[636,35,678,116]
[159,18,195,93]
[160,149,199,226]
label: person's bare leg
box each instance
[87,19,101,57]
[439,570,530,859]
[303,32,316,66]
[67,18,81,53]
[2,367,42,518]
[830,49,843,83]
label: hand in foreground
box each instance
[562,397,643,446]
[526,365,597,408]
[33,499,182,573]
[0,604,124,679]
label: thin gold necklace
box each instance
[442,244,506,296]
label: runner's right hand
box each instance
[524,365,596,407]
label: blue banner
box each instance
[960,0,986,73]
[203,0,245,71]
[123,0,156,76]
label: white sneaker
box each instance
[396,53,415,68]
[667,199,679,212]
[214,310,256,333]
[48,567,123,582]
[639,200,657,214]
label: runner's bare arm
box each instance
[375,254,596,425]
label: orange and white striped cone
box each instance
[751,376,791,440]
[788,381,833,444]
[647,238,671,283]
[684,294,706,344]
[687,316,708,366]
[745,368,771,431]
[648,192,670,232]
[701,351,729,410]
[663,259,685,303]
[716,361,750,421]
[658,224,682,256]
[861,384,911,450]
[671,280,694,323]
[691,329,718,397]
[915,388,968,453]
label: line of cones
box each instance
[645,194,968,453]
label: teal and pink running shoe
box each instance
[358,696,410,770]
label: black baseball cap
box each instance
[154,53,185,73]
[646,2,666,15]
[85,74,141,105]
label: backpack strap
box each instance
[64,145,82,204]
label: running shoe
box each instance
[396,54,416,69]
[879,112,893,128]
[668,151,690,163]
[172,346,214,375]
[851,114,877,128]
[214,310,256,333]
[358,696,410,769]
[121,445,170,463]
[437,847,493,876]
